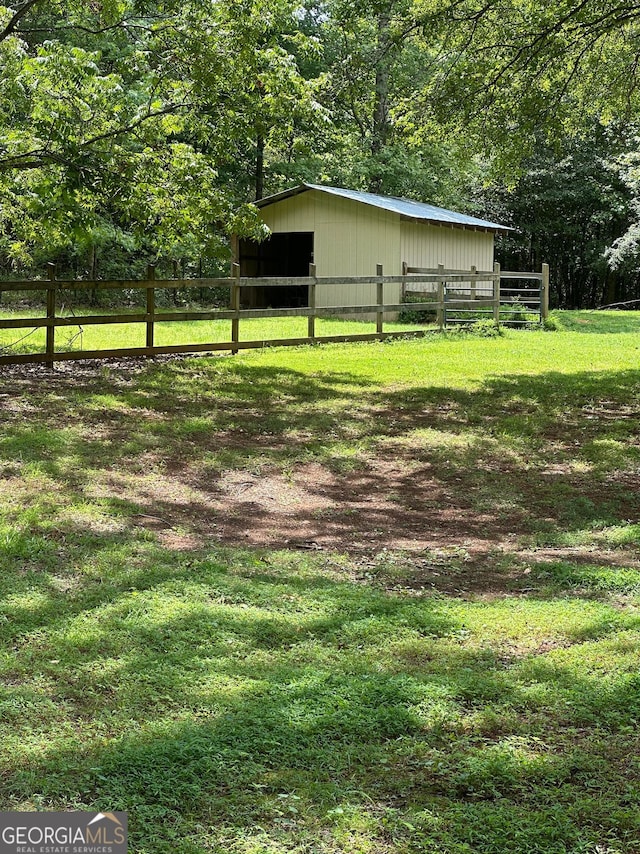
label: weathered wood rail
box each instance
[0,262,549,367]
[403,262,549,327]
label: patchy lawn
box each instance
[1,317,640,853]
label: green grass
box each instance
[0,308,430,355]
[1,312,640,853]
[554,309,640,334]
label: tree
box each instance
[414,0,640,166]
[179,0,324,201]
[287,0,477,204]
[0,0,282,273]
[485,127,634,308]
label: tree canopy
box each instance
[1,0,640,304]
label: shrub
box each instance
[543,314,563,331]
[468,319,504,337]
[502,296,540,328]
[398,292,437,324]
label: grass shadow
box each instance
[2,342,640,851]
[1,537,639,852]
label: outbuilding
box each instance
[235,183,511,311]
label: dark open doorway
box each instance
[239,232,313,308]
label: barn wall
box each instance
[258,190,498,313]
[400,220,494,269]
[259,191,402,314]
[400,221,495,295]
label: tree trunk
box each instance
[603,268,617,306]
[369,8,391,194]
[255,132,265,201]
[89,245,98,307]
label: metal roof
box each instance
[256,183,512,233]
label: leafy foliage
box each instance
[2,0,640,305]
[0,0,296,274]
[487,128,636,308]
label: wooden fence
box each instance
[0,262,549,367]
[403,262,549,327]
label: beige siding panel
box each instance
[400,220,494,268]
[314,195,402,312]
[401,221,493,290]
[259,190,402,312]
[258,192,497,310]
[259,192,317,233]
[400,221,495,296]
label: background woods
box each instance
[2,0,640,306]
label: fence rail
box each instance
[0,262,549,367]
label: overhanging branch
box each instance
[0,0,44,43]
[0,102,191,173]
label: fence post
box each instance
[146,264,155,351]
[493,261,501,326]
[401,260,408,303]
[376,263,384,336]
[470,265,477,300]
[541,263,550,321]
[231,262,240,355]
[46,262,56,369]
[308,263,317,340]
[172,259,179,306]
[437,263,445,330]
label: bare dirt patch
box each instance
[120,458,521,556]
[3,355,640,598]
[104,453,539,596]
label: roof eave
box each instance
[399,214,513,235]
[254,184,311,208]
[256,184,514,233]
